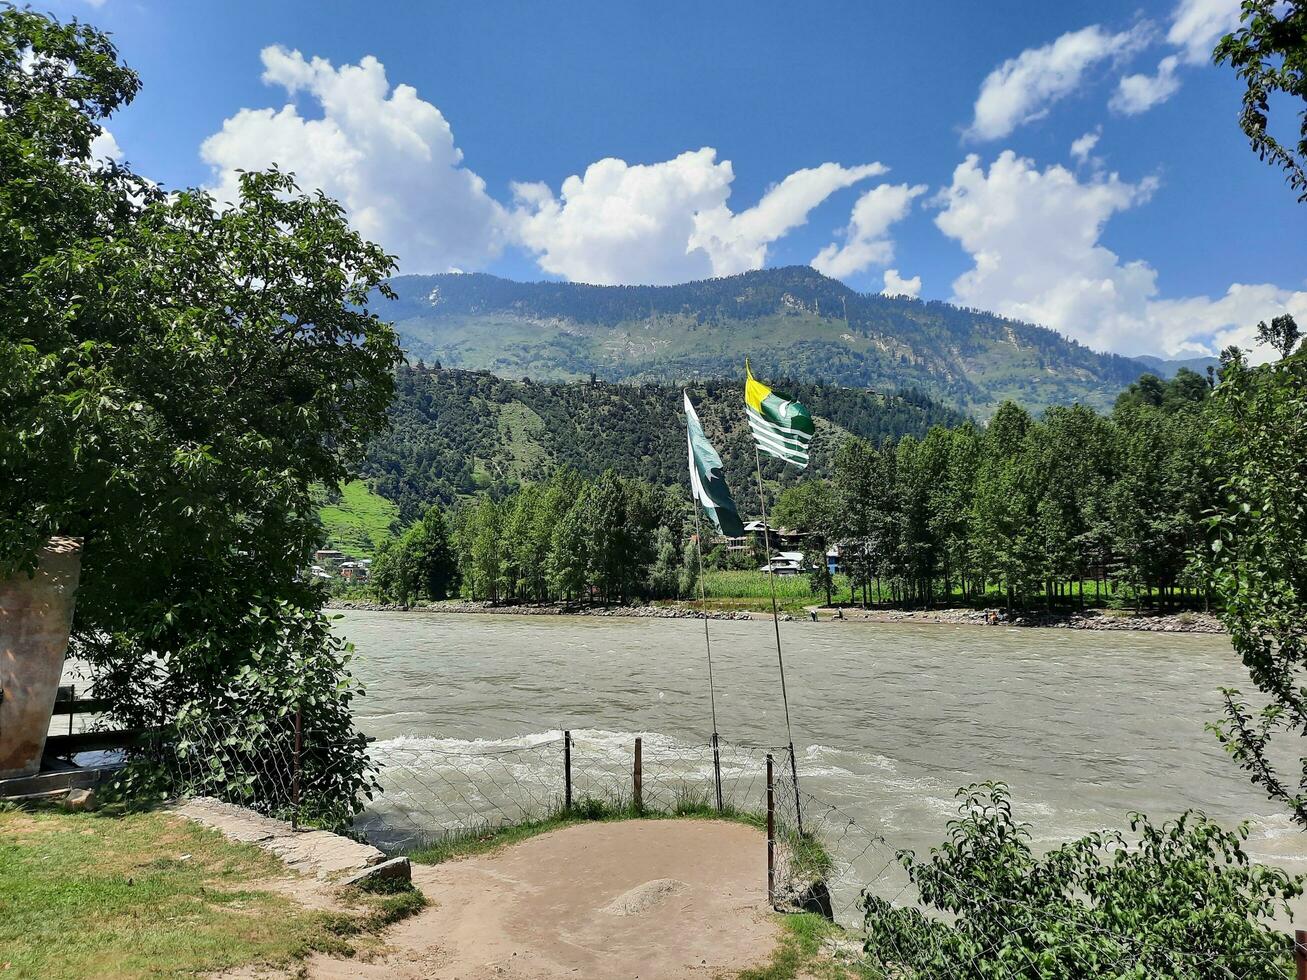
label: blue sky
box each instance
[59,0,1305,358]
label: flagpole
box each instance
[753,443,804,835]
[689,502,725,812]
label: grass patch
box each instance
[318,479,399,559]
[0,805,421,979]
[738,912,874,980]
[407,795,765,866]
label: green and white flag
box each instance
[744,361,815,469]
[684,391,745,538]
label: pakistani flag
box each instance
[744,361,815,469]
[684,391,745,538]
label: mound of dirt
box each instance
[307,818,778,979]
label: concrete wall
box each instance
[0,538,82,779]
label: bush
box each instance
[862,782,1300,979]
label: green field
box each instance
[318,480,399,559]
[0,806,423,979]
[693,570,1196,616]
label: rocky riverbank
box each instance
[326,598,771,621]
[326,598,1223,632]
[824,606,1226,633]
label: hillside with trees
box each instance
[359,364,964,522]
[384,266,1175,416]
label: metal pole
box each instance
[291,705,302,830]
[564,730,572,811]
[690,503,725,813]
[69,683,74,736]
[766,753,775,906]
[633,736,643,812]
[754,444,803,836]
[1295,929,1307,980]
[711,731,723,813]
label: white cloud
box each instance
[512,150,884,285]
[882,269,922,299]
[201,46,507,274]
[811,182,926,279]
[1112,55,1183,114]
[934,150,1307,358]
[967,24,1150,141]
[89,127,122,162]
[1070,128,1101,166]
[1168,0,1241,64]
[691,161,887,277]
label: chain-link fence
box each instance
[112,718,1300,978]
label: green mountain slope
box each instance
[318,480,399,558]
[360,365,965,522]
[383,266,1155,415]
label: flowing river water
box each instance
[335,610,1307,920]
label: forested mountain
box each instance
[383,266,1160,415]
[359,365,964,522]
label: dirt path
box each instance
[307,819,779,979]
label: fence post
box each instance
[766,753,775,907]
[633,736,643,812]
[1295,929,1307,980]
[291,704,302,830]
[564,730,573,811]
[711,732,723,813]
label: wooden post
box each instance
[766,753,775,906]
[711,732,723,812]
[291,705,302,830]
[633,736,643,812]
[563,730,573,811]
[1294,929,1307,980]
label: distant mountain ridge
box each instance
[383,266,1165,415]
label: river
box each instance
[336,610,1306,919]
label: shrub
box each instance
[862,782,1300,979]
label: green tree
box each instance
[1215,0,1307,202]
[863,783,1300,979]
[0,11,399,819]
[646,525,681,599]
[370,506,458,604]
[1256,313,1302,359]
[1207,354,1307,824]
[773,479,838,605]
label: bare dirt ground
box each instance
[306,819,780,980]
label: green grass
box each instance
[407,793,764,866]
[692,570,1207,617]
[0,805,424,979]
[737,913,875,980]
[318,479,400,559]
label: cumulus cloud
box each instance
[89,127,122,162]
[1168,0,1241,64]
[512,150,885,285]
[1107,0,1241,117]
[1070,128,1102,166]
[934,150,1306,358]
[1112,54,1183,114]
[967,24,1150,141]
[201,46,507,274]
[811,182,926,279]
[882,269,922,299]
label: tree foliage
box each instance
[370,506,459,604]
[807,381,1215,611]
[0,10,400,821]
[1207,353,1307,825]
[863,783,1300,979]
[1215,0,1307,202]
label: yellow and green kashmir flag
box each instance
[744,361,815,470]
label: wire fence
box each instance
[114,716,1299,979]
